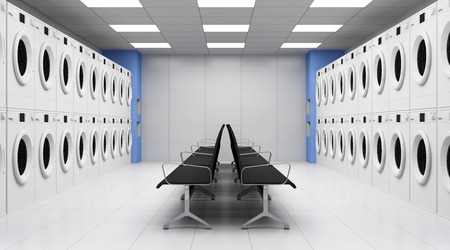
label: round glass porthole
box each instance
[338,70,346,102]
[347,129,356,164]
[348,65,357,100]
[111,128,118,158]
[13,131,33,185]
[322,128,328,156]
[390,130,406,178]
[338,128,345,161]
[329,129,336,158]
[90,129,99,164]
[373,129,386,173]
[329,74,336,104]
[60,129,73,172]
[316,128,321,154]
[390,42,406,90]
[322,78,328,105]
[13,31,34,86]
[316,81,321,107]
[101,129,110,161]
[412,31,432,86]
[76,59,87,97]
[359,129,369,168]
[119,128,125,156]
[76,129,87,168]
[39,42,55,91]
[127,128,132,154]
[111,75,118,104]
[374,52,386,94]
[90,65,99,100]
[39,130,55,178]
[59,52,73,94]
[412,131,431,185]
[440,133,450,192]
[101,70,109,102]
[119,78,125,105]
[359,59,370,97]
[440,23,450,79]
[126,81,132,107]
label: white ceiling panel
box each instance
[298,16,352,24]
[102,16,154,25]
[91,8,149,17]
[163,31,206,38]
[145,8,200,17]
[22,0,85,8]
[151,16,202,25]
[249,24,296,32]
[120,33,166,39]
[250,16,301,25]
[201,17,252,25]
[200,8,253,17]
[303,8,361,17]
[158,24,203,32]
[52,16,105,25]
[208,49,244,54]
[256,0,314,8]
[37,7,96,17]
[140,0,198,8]
[253,8,308,17]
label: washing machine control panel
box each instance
[410,111,436,123]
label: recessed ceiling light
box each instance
[293,25,343,32]
[310,0,373,8]
[131,43,171,48]
[80,0,143,8]
[197,0,255,8]
[203,25,249,32]
[207,43,245,48]
[281,43,321,48]
[110,25,160,32]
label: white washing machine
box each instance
[410,109,437,212]
[346,50,359,115]
[372,31,390,113]
[358,40,373,114]
[346,115,358,180]
[118,117,126,168]
[336,57,347,116]
[56,32,74,113]
[73,41,88,114]
[0,1,6,108]
[410,4,437,110]
[336,116,348,175]
[110,64,119,115]
[126,70,132,110]
[34,19,57,111]
[437,108,450,219]
[118,68,126,116]
[438,0,450,108]
[388,19,411,112]
[100,116,111,176]
[322,68,329,117]
[73,113,88,186]
[7,109,35,212]
[87,114,100,181]
[34,111,57,202]
[372,113,390,193]
[316,118,322,165]
[87,49,101,115]
[126,117,132,159]
[388,111,410,202]
[358,113,372,187]
[56,112,74,192]
[100,57,112,116]
[7,4,35,110]
[0,108,6,215]
[328,63,337,116]
[328,117,337,172]
[315,69,322,118]
[322,117,329,167]
[110,116,119,171]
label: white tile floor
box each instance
[1,162,450,249]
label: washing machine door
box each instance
[390,42,407,90]
[412,31,432,86]
[119,128,125,156]
[329,74,336,104]
[101,129,110,161]
[315,80,321,107]
[338,70,346,102]
[59,129,73,172]
[101,70,109,102]
[390,130,406,178]
[322,78,328,105]
[76,129,87,168]
[59,52,73,94]
[119,78,125,105]
[90,65,99,100]
[39,130,55,178]
[316,128,321,154]
[76,58,87,97]
[412,131,432,184]
[13,131,34,185]
[359,129,370,168]
[440,22,450,78]
[90,129,99,164]
[13,31,34,86]
[347,129,356,164]
[111,75,118,104]
[126,128,132,154]
[126,81,132,106]
[440,132,450,192]
[374,52,386,94]
[322,128,328,156]
[347,65,357,100]
[359,59,370,97]
[373,129,386,172]
[38,42,55,90]
[338,128,346,161]
[329,129,336,158]
[111,128,118,159]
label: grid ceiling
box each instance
[23,0,436,54]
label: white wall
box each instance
[141,55,306,162]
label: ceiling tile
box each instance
[255,0,314,8]
[201,17,252,25]
[152,16,202,25]
[146,8,200,17]
[285,36,328,43]
[120,33,166,39]
[251,16,301,25]
[208,48,244,54]
[137,48,175,54]
[140,0,198,8]
[249,24,295,32]
[200,8,253,17]
[253,8,307,17]
[162,31,206,38]
[23,0,85,8]
[356,7,407,17]
[64,24,112,32]
[102,16,154,25]
[298,16,351,24]
[124,37,167,43]
[347,15,396,25]
[158,24,203,32]
[303,8,361,17]
[52,16,105,25]
[37,7,96,17]
[91,8,149,17]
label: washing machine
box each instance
[388,111,410,202]
[126,70,132,110]
[87,114,100,181]
[388,19,411,112]
[35,111,57,202]
[410,3,437,110]
[34,19,57,111]
[7,109,35,212]
[0,108,6,215]
[118,117,126,168]
[410,109,437,212]
[437,108,450,219]
[73,41,88,114]
[328,117,337,172]
[0,1,6,108]
[322,68,329,117]
[346,115,358,180]
[336,116,348,175]
[73,113,88,186]
[100,57,112,116]
[56,112,74,192]
[56,32,74,113]
[100,116,111,176]
[336,57,347,116]
[88,49,101,115]
[328,63,337,116]
[316,118,322,165]
[372,113,390,193]
[316,69,322,118]
[118,68,126,116]
[358,113,372,186]
[438,0,450,108]
[322,117,329,167]
[126,117,132,160]
[372,30,390,113]
[110,64,119,115]
[358,40,373,114]
[346,50,359,115]
[110,116,119,171]
[7,4,35,110]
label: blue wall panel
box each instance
[306,50,345,163]
[102,50,142,163]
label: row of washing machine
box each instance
[316,0,450,117]
[316,108,450,219]
[0,108,132,214]
[0,1,132,115]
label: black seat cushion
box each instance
[241,165,296,188]
[157,165,211,188]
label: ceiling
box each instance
[21,0,436,54]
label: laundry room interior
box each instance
[1,0,450,249]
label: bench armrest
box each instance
[162,162,213,185]
[240,151,272,162]
[240,162,291,186]
[180,151,213,162]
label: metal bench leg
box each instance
[241,185,289,230]
[164,185,211,230]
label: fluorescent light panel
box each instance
[310,0,373,8]
[110,25,159,32]
[80,0,143,8]
[197,0,255,8]
[281,43,321,48]
[293,25,342,32]
[131,43,171,48]
[203,25,249,32]
[207,43,245,48]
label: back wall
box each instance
[141,55,306,162]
